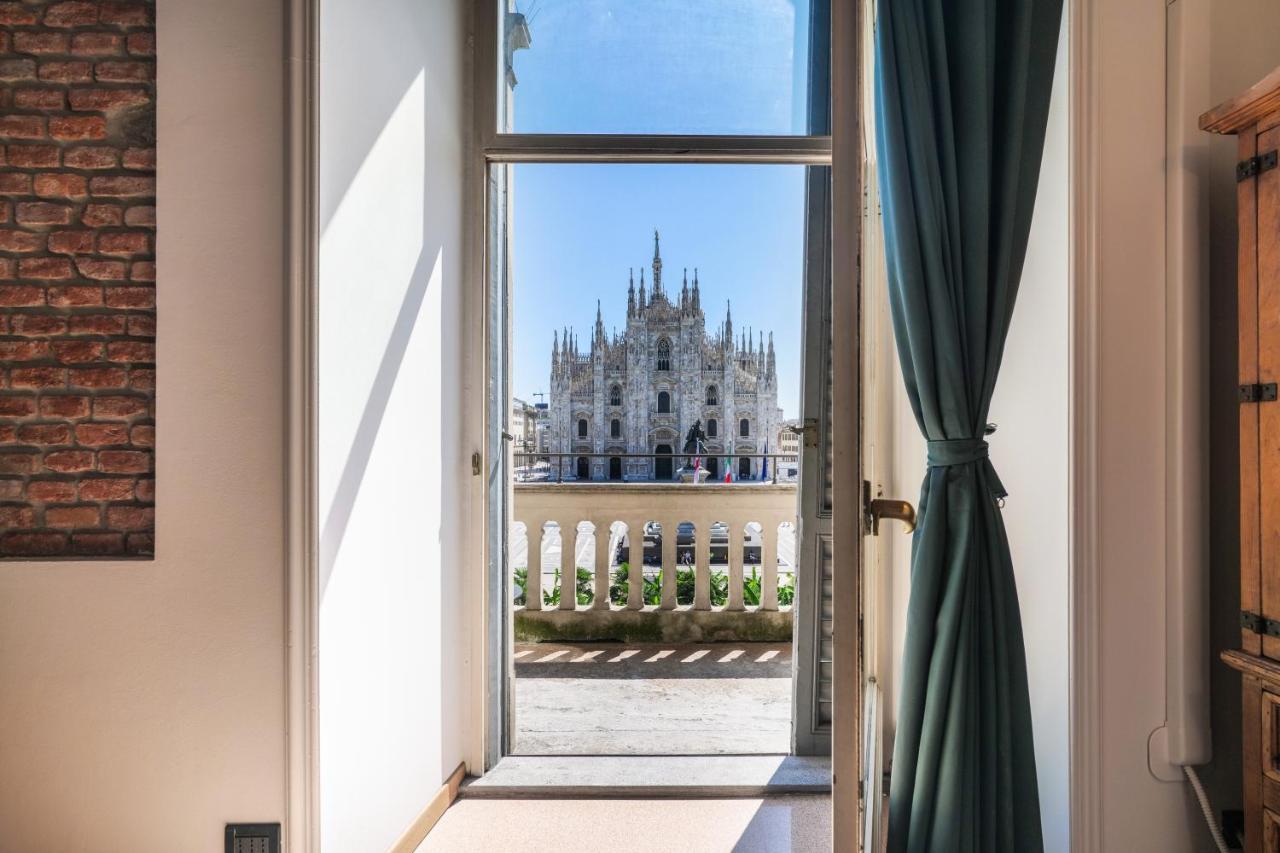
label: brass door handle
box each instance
[865,498,916,535]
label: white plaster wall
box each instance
[0,0,289,848]
[317,0,471,850]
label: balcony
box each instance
[511,480,799,755]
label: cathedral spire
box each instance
[638,267,647,308]
[681,268,689,311]
[692,267,700,312]
[651,229,663,297]
[627,268,636,320]
[595,299,605,344]
[767,331,776,382]
[724,300,733,349]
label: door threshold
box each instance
[461,754,831,799]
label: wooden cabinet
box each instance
[1206,66,1280,853]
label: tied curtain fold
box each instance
[873,0,1063,851]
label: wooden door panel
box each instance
[1258,123,1280,659]
[1242,125,1264,657]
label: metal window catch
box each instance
[863,480,916,535]
[1238,150,1278,181]
[1239,382,1278,403]
[786,418,819,448]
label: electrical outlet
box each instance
[1222,809,1244,849]
[225,823,280,853]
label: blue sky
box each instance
[508,1,813,418]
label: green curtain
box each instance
[873,0,1062,850]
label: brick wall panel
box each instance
[0,0,153,558]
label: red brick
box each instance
[69,367,125,389]
[18,424,72,444]
[11,367,67,388]
[70,313,126,335]
[0,59,38,82]
[95,60,152,82]
[97,231,147,255]
[76,258,126,280]
[43,450,95,473]
[39,395,89,418]
[127,367,153,390]
[47,505,101,528]
[13,88,66,110]
[71,32,124,56]
[92,395,145,418]
[48,285,102,306]
[124,315,153,336]
[10,315,65,335]
[79,477,134,500]
[128,424,153,447]
[0,426,14,443]
[0,531,67,555]
[106,340,152,362]
[34,173,89,199]
[38,61,93,83]
[28,480,77,502]
[0,3,39,25]
[130,261,153,281]
[100,1,150,25]
[123,205,154,227]
[125,32,153,55]
[104,285,151,308]
[0,340,49,360]
[0,259,13,278]
[0,230,45,252]
[16,201,71,225]
[0,480,23,500]
[133,477,153,500]
[49,116,107,141]
[8,145,60,168]
[81,203,122,226]
[43,2,99,27]
[0,395,36,417]
[64,146,119,169]
[124,530,151,554]
[13,32,69,55]
[105,504,150,529]
[19,257,75,280]
[0,506,37,528]
[48,230,95,254]
[0,201,10,223]
[0,285,45,306]
[121,147,154,170]
[51,340,103,363]
[97,449,147,473]
[75,424,129,447]
[89,175,153,198]
[0,452,39,474]
[0,116,46,140]
[0,173,33,195]
[69,88,149,112]
[70,531,123,555]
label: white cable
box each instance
[1183,765,1230,853]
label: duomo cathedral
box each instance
[548,232,783,481]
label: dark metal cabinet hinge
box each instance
[1238,150,1278,181]
[1241,610,1280,637]
[1239,382,1278,403]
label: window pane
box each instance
[499,1,826,135]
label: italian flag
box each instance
[724,449,733,482]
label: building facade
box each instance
[548,232,783,481]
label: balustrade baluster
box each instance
[693,517,711,611]
[726,523,745,611]
[525,520,542,611]
[592,519,611,611]
[659,518,678,610]
[760,520,779,611]
[558,520,577,611]
[627,519,646,610]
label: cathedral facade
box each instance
[547,232,783,482]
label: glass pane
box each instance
[499,1,827,135]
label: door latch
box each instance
[787,418,819,448]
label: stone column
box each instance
[760,521,778,611]
[726,523,745,611]
[558,520,577,611]
[659,518,678,610]
[525,520,543,611]
[627,518,646,610]
[693,516,711,611]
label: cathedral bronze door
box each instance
[654,444,673,480]
[608,457,622,480]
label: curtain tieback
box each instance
[925,438,1009,502]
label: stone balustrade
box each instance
[513,482,798,642]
